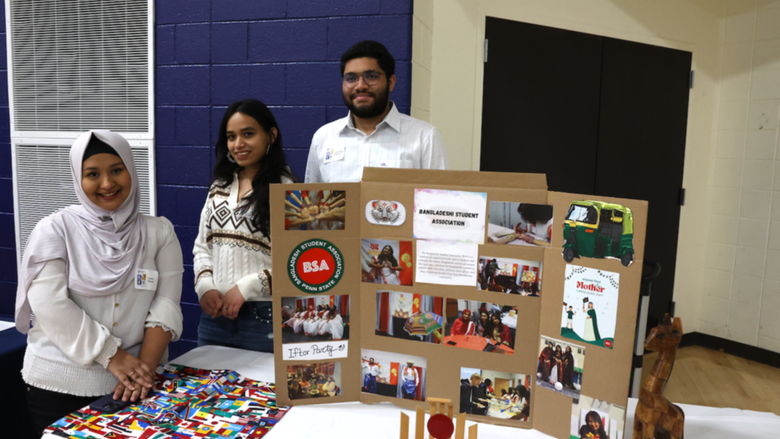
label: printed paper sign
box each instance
[415,240,478,286]
[560,265,620,349]
[283,341,349,361]
[413,189,487,244]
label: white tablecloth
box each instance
[170,346,780,439]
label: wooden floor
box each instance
[641,345,780,416]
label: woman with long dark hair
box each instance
[487,311,512,347]
[193,99,296,352]
[369,244,402,284]
[580,411,609,439]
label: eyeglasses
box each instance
[342,71,383,88]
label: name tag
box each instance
[324,146,345,164]
[135,269,158,291]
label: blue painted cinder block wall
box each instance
[0,1,414,360]
[154,0,413,358]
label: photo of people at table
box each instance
[361,349,427,401]
[286,362,342,400]
[361,238,413,285]
[375,290,443,344]
[537,336,585,400]
[571,394,626,439]
[284,190,346,230]
[459,367,531,422]
[477,256,542,296]
[281,295,350,343]
[443,300,516,354]
[487,201,554,247]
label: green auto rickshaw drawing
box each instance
[562,200,635,267]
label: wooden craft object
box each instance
[400,397,478,439]
[634,314,685,439]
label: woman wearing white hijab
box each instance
[15,130,184,436]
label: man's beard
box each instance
[344,84,390,119]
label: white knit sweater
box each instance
[193,175,290,301]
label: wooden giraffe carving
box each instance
[634,313,685,439]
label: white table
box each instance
[170,346,780,439]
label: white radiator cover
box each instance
[5,0,156,264]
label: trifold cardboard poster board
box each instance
[270,168,647,439]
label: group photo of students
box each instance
[477,256,543,296]
[443,300,517,354]
[281,296,350,343]
[8,37,450,437]
[361,349,427,402]
[459,368,531,422]
[537,336,586,400]
[286,362,342,400]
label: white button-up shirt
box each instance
[304,102,449,183]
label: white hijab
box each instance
[15,130,147,333]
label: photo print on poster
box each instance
[537,335,585,400]
[561,265,620,349]
[570,395,626,439]
[361,349,427,402]
[478,256,543,296]
[444,299,516,354]
[281,295,350,360]
[365,200,406,226]
[287,362,342,400]
[562,200,635,267]
[459,367,531,422]
[361,238,413,286]
[376,291,444,345]
[487,202,554,247]
[285,190,346,230]
[413,188,487,244]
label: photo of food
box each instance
[375,291,443,344]
[443,300,516,354]
[286,362,341,400]
[487,202,553,247]
[285,190,345,230]
[361,349,427,401]
[478,256,542,296]
[459,367,531,421]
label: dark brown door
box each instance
[480,17,691,333]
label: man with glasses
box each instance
[304,40,449,183]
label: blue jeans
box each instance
[197,301,274,353]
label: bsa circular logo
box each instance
[288,239,344,293]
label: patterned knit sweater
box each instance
[193,175,290,302]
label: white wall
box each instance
[700,0,780,352]
[414,0,780,353]
[412,0,725,345]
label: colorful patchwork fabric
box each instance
[44,364,290,438]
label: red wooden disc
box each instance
[427,414,455,439]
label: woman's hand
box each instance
[107,348,154,399]
[222,285,246,320]
[200,289,223,318]
[112,379,152,403]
